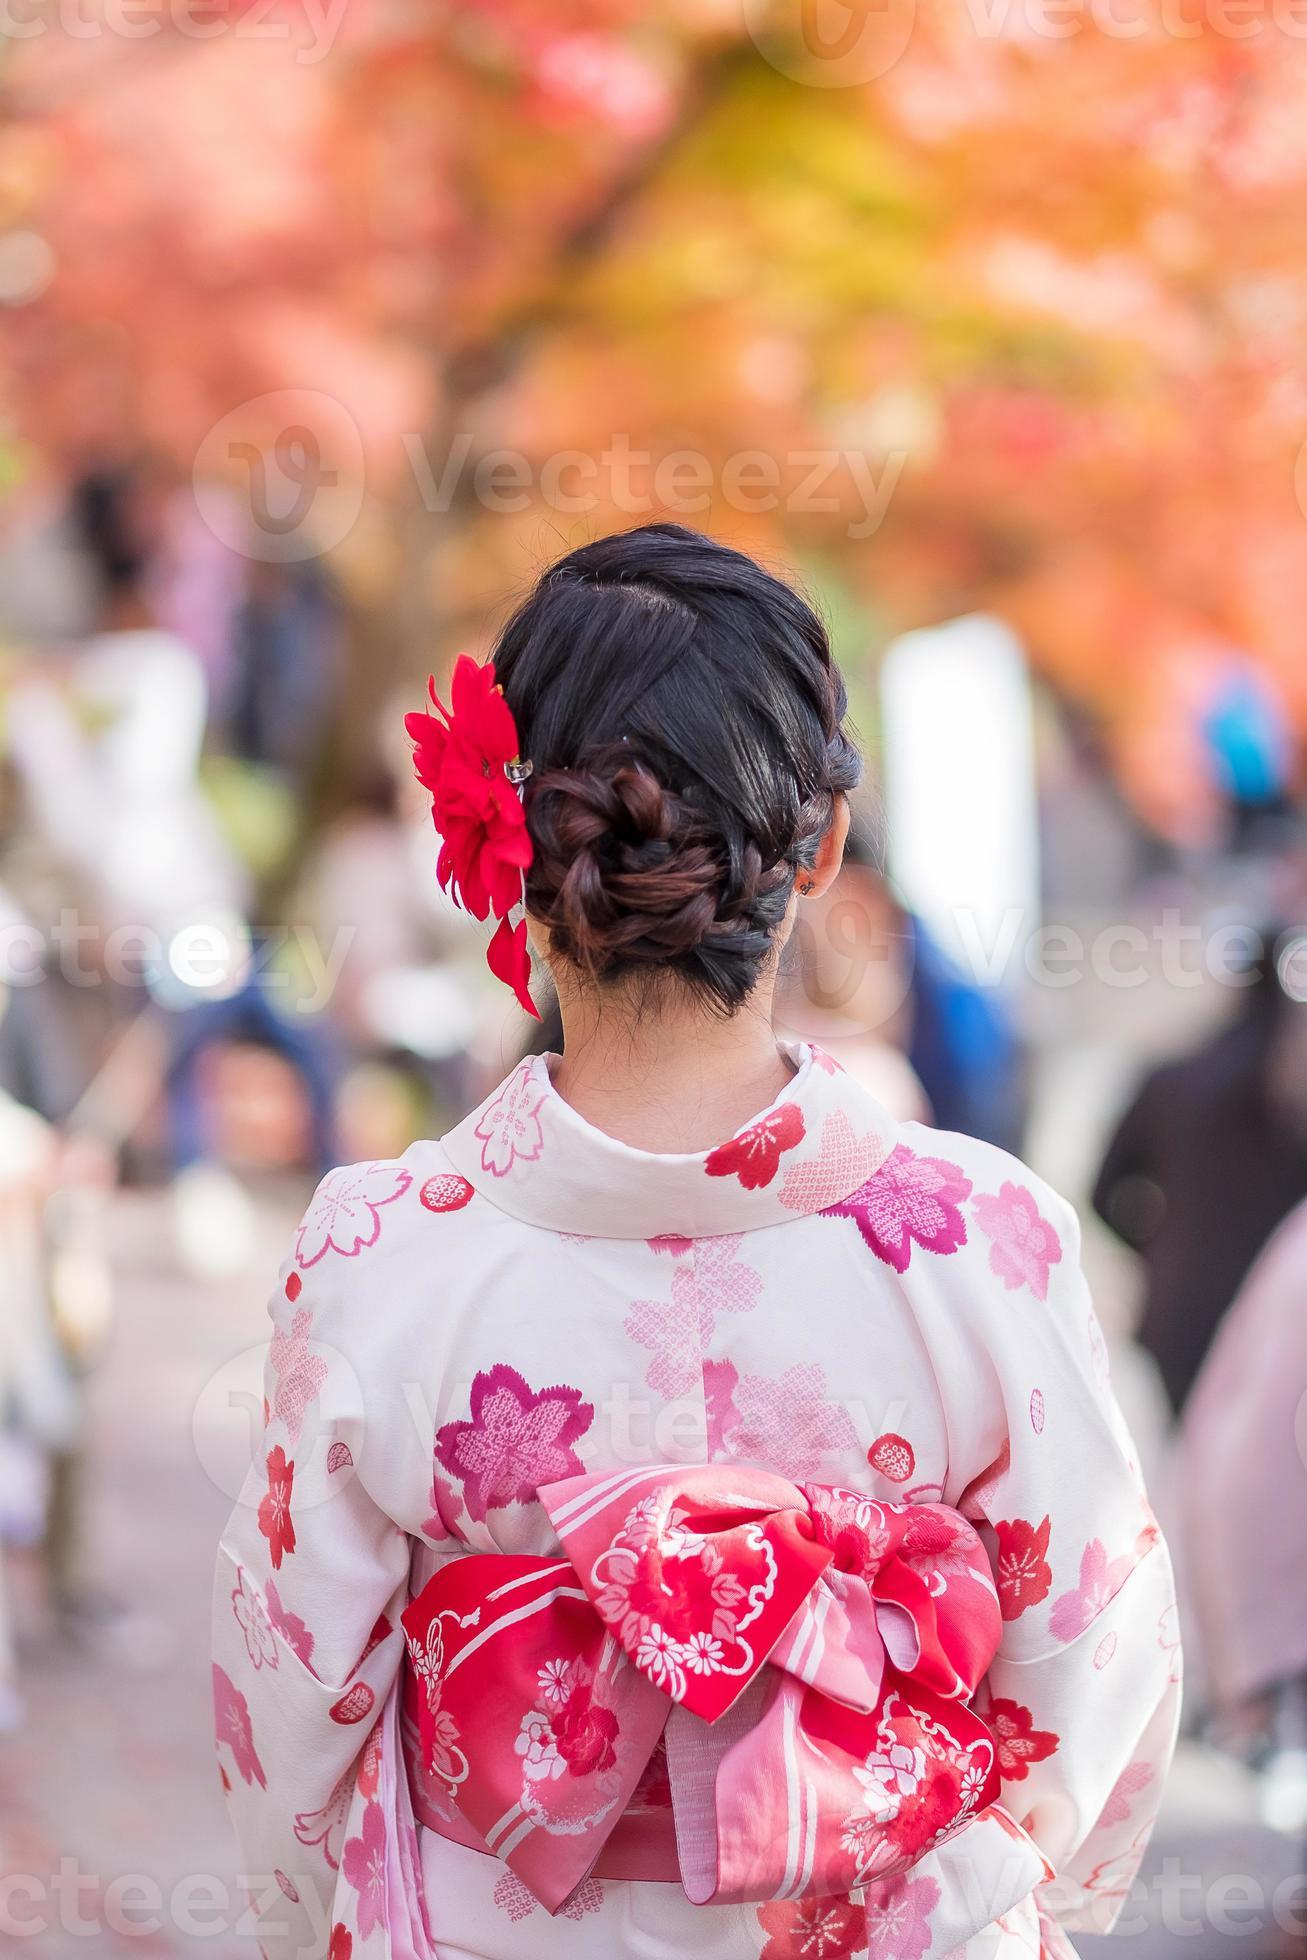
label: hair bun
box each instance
[490,523,862,1012]
[527,749,742,970]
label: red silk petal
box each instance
[448,652,518,765]
[407,657,534,955]
[487,914,539,1019]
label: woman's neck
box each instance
[549,979,793,1154]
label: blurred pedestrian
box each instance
[0,1076,80,1717]
[1178,1195,1307,1826]
[1201,657,1297,858]
[0,907,118,1649]
[227,558,342,788]
[5,464,245,941]
[778,833,1024,1147]
[773,841,930,1121]
[1093,938,1307,1412]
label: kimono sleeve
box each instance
[212,1222,413,1960]
[964,1182,1182,1939]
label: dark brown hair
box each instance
[492,524,861,1012]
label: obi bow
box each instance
[400,1464,1003,1914]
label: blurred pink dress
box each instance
[214,1043,1181,1960]
[1179,1197,1307,1711]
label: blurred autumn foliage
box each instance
[3,0,1307,804]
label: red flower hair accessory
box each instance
[405,654,539,1018]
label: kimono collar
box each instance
[440,1040,896,1240]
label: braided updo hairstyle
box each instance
[493,524,862,1014]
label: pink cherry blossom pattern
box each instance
[1093,1631,1119,1670]
[360,1612,392,1666]
[231,1567,278,1671]
[1030,1388,1045,1434]
[778,1108,888,1215]
[493,1872,537,1924]
[559,1879,606,1922]
[648,1234,693,1257]
[972,1183,1063,1301]
[295,1162,413,1268]
[474,1064,547,1178]
[1048,1539,1137,1643]
[295,1770,352,1869]
[994,1516,1053,1621]
[822,1143,971,1273]
[421,1471,459,1542]
[358,1720,384,1801]
[863,1872,940,1960]
[265,1576,316,1673]
[899,1506,988,1587]
[341,1801,387,1940]
[257,1446,296,1570]
[985,1696,1059,1780]
[213,1664,265,1788]
[703,1357,741,1460]
[625,1235,761,1397]
[704,1102,805,1190]
[1100,1760,1154,1826]
[269,1307,329,1444]
[434,1364,594,1522]
[1082,1819,1155,1906]
[961,1441,1011,1521]
[493,1871,604,1923]
[757,1895,867,1959]
[726,1363,858,1481]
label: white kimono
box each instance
[214,1042,1181,1960]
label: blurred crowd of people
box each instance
[0,459,513,1733]
[0,468,1306,1861]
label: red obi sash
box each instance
[400,1464,1003,1915]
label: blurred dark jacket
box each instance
[1093,995,1307,1412]
[0,979,82,1127]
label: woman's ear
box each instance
[803,795,851,900]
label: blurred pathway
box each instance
[0,1186,299,1956]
